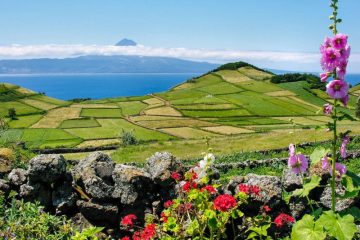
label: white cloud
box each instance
[0,44,359,72]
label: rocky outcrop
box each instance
[112,164,152,204]
[72,152,115,201]
[145,152,182,185]
[8,168,27,187]
[0,179,10,196]
[28,154,66,183]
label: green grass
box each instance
[116,101,147,116]
[65,118,174,141]
[218,92,298,116]
[175,103,239,110]
[30,94,69,105]
[0,128,81,148]
[234,80,283,93]
[80,108,123,118]
[279,81,327,106]
[60,118,100,128]
[8,114,43,128]
[214,117,288,126]
[0,101,43,117]
[197,82,243,95]
[181,109,251,118]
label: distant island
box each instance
[0,55,218,74]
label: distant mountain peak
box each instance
[115,38,137,46]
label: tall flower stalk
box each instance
[320,0,351,211]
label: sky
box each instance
[0,0,360,72]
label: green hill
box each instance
[0,62,359,161]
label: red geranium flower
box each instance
[120,214,137,228]
[160,212,168,223]
[171,172,182,181]
[121,236,130,240]
[164,200,174,208]
[201,185,217,194]
[132,223,156,240]
[239,184,261,196]
[183,181,197,192]
[263,205,271,213]
[213,194,237,212]
[274,213,294,228]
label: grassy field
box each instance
[0,63,358,162]
[60,118,100,128]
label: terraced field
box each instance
[0,62,359,162]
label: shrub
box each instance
[8,108,17,120]
[356,97,360,118]
[120,129,138,146]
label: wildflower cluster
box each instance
[116,152,301,239]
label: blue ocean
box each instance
[0,73,358,101]
[0,73,198,100]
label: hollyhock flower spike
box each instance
[323,103,333,115]
[289,143,296,157]
[330,162,347,179]
[332,33,348,50]
[322,156,330,170]
[320,72,331,82]
[321,47,341,72]
[336,61,347,80]
[288,154,309,174]
[326,80,349,99]
[340,94,349,107]
[340,135,350,158]
[288,144,308,174]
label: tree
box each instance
[8,108,17,120]
[356,97,360,118]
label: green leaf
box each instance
[317,211,357,240]
[292,175,321,198]
[291,215,326,240]
[341,207,360,222]
[310,147,330,165]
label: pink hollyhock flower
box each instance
[274,213,294,228]
[339,45,351,62]
[320,37,332,52]
[330,162,347,179]
[289,143,296,157]
[340,94,349,107]
[340,135,350,158]
[322,156,330,170]
[213,194,237,212]
[332,33,348,50]
[288,154,309,174]
[323,103,333,115]
[336,61,348,80]
[320,72,331,82]
[321,47,341,72]
[326,80,349,99]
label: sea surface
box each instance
[0,72,358,101]
[0,73,198,100]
